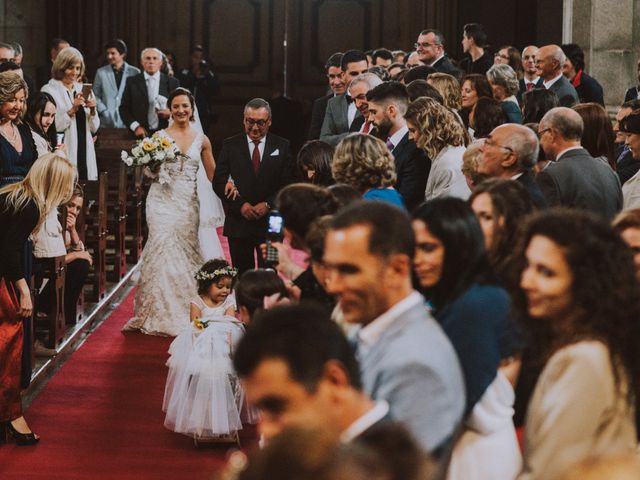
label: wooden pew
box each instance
[35,255,66,349]
[81,172,108,302]
[96,129,136,282]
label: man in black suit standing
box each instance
[536,107,622,220]
[366,82,429,211]
[624,59,640,103]
[536,45,579,108]
[414,29,461,80]
[213,98,293,273]
[119,47,180,138]
[477,124,547,209]
[308,52,345,140]
[518,45,543,97]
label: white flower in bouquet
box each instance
[141,154,152,165]
[132,145,143,157]
[120,150,129,161]
[124,157,133,167]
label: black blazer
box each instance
[213,132,293,238]
[574,72,604,106]
[432,55,462,80]
[616,148,640,185]
[119,73,180,131]
[308,93,332,140]
[624,86,639,104]
[516,171,546,209]
[518,78,544,99]
[535,148,622,221]
[391,132,430,211]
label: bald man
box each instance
[535,45,579,107]
[478,124,546,208]
[536,107,622,220]
[519,46,543,96]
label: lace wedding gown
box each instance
[123,132,224,336]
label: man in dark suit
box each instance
[307,52,345,140]
[119,47,179,138]
[624,59,640,103]
[320,50,369,146]
[614,99,640,185]
[234,303,392,443]
[477,124,547,209]
[35,38,69,89]
[536,45,579,107]
[414,29,461,80]
[561,43,604,106]
[518,45,543,98]
[213,98,292,274]
[366,81,430,211]
[536,107,622,220]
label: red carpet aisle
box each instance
[0,231,255,480]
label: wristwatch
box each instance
[265,201,271,210]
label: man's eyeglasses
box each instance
[484,137,514,153]
[414,42,440,49]
[244,118,268,127]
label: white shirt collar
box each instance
[543,72,563,89]
[357,291,423,351]
[143,71,160,81]
[510,172,524,180]
[504,95,519,105]
[525,76,540,85]
[556,145,583,161]
[388,125,408,150]
[247,135,266,146]
[340,401,390,443]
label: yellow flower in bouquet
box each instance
[142,139,156,152]
[193,318,205,330]
[159,138,172,150]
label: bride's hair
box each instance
[168,87,195,121]
[195,258,238,295]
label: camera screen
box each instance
[268,215,283,234]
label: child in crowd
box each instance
[163,258,248,442]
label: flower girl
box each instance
[163,259,251,442]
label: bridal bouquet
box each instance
[121,131,181,182]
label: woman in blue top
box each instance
[331,133,405,209]
[412,197,522,479]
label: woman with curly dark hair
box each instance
[514,210,640,480]
[469,179,535,279]
[459,73,493,129]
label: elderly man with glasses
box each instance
[212,98,293,274]
[478,124,547,208]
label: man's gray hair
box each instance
[140,47,163,59]
[503,125,540,170]
[541,107,584,141]
[486,64,520,97]
[244,98,272,116]
[0,42,15,56]
[348,72,383,93]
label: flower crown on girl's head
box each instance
[194,265,238,281]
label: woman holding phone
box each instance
[41,47,99,180]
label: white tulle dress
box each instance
[162,295,257,438]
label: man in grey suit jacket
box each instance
[324,201,465,455]
[320,50,368,146]
[536,45,579,107]
[93,39,140,128]
[536,107,622,220]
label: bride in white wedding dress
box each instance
[123,88,224,336]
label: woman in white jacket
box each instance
[41,47,99,180]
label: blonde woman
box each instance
[41,47,99,180]
[0,154,76,445]
[427,72,462,111]
[405,97,471,200]
[331,133,404,208]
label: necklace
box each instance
[0,122,19,148]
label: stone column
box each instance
[567,0,637,107]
